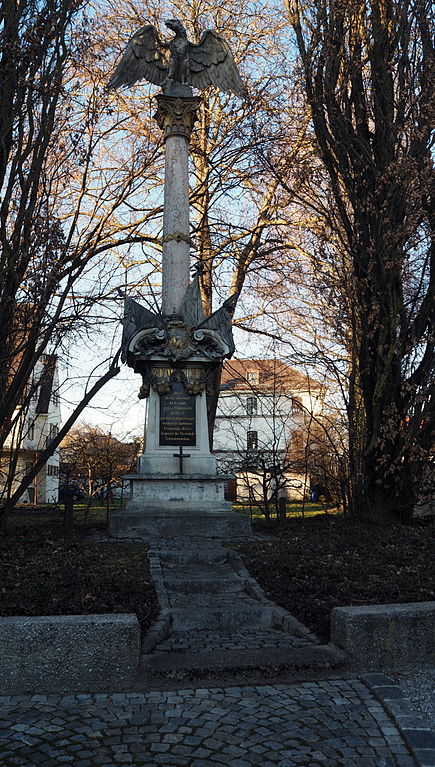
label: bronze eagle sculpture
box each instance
[108,19,244,97]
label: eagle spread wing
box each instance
[188,30,244,96]
[107,25,168,90]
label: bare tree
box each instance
[0,0,167,523]
[282,0,434,520]
[61,424,140,509]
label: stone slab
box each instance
[331,602,435,670]
[120,474,233,512]
[164,575,244,593]
[170,604,275,631]
[0,613,140,695]
[138,384,216,475]
[110,510,251,538]
[142,643,346,674]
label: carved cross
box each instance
[173,445,191,474]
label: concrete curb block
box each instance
[362,673,435,767]
[331,602,435,670]
[0,614,140,695]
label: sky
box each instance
[54,0,319,440]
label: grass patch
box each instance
[233,513,434,642]
[233,501,338,519]
[8,501,120,531]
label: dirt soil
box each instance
[1,511,432,644]
[0,518,159,636]
[234,514,434,641]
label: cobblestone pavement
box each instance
[0,679,418,767]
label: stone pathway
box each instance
[0,677,428,767]
[141,538,345,679]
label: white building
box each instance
[0,354,61,504]
[213,359,325,503]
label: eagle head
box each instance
[165,19,186,35]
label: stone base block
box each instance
[122,473,231,513]
[0,614,140,694]
[110,509,251,539]
[331,602,435,670]
[110,474,251,538]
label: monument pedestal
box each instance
[110,474,251,538]
[138,382,216,476]
[108,354,252,539]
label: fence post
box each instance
[63,495,73,531]
[278,497,286,521]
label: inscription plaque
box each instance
[159,382,196,446]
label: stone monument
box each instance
[108,19,250,537]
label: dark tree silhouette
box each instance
[289,0,434,519]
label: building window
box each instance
[47,465,59,477]
[247,430,258,450]
[52,392,60,407]
[28,423,34,441]
[246,396,257,415]
[247,370,259,384]
[49,424,59,439]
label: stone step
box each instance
[141,643,347,677]
[159,562,231,580]
[145,539,332,678]
[168,591,263,612]
[158,552,228,566]
[153,627,317,653]
[164,575,245,594]
[112,511,251,539]
[170,603,275,631]
[168,592,254,609]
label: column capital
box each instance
[154,95,201,141]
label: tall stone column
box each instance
[155,95,201,316]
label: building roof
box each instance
[220,359,323,394]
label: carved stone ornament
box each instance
[137,364,208,399]
[121,283,237,368]
[130,316,229,364]
[138,380,150,399]
[154,94,201,140]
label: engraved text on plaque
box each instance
[159,382,196,446]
